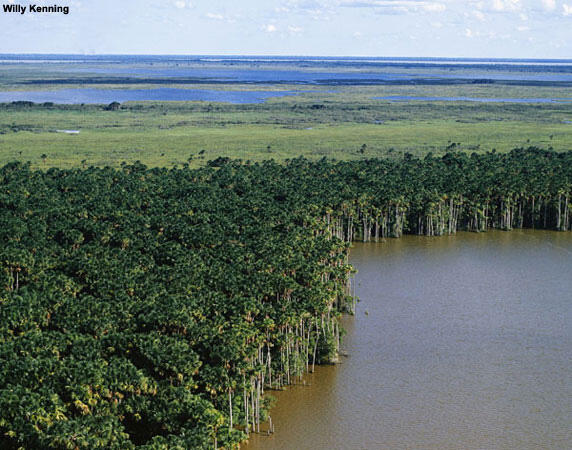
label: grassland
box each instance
[1,93,571,168]
[0,60,571,168]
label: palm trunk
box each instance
[228,390,233,431]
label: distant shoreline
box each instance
[0,54,572,64]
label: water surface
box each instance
[246,230,572,449]
[373,96,571,104]
[0,87,299,104]
[3,56,572,103]
[50,55,572,83]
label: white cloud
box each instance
[174,1,192,8]
[541,0,556,11]
[285,0,335,18]
[564,4,572,15]
[472,9,486,20]
[431,21,443,28]
[517,25,529,31]
[341,1,446,12]
[288,25,303,33]
[262,24,278,32]
[491,0,520,12]
[463,27,503,39]
[206,12,224,20]
[287,0,324,8]
[422,3,446,12]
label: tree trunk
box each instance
[228,390,233,431]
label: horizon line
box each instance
[1,53,572,62]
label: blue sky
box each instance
[0,0,571,57]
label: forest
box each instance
[1,147,571,449]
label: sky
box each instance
[0,0,571,58]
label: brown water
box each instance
[245,230,572,450]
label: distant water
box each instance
[67,64,572,84]
[0,88,300,104]
[246,230,572,450]
[2,54,572,83]
[68,67,417,83]
[1,55,572,103]
[373,96,572,103]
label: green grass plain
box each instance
[0,63,571,168]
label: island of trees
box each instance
[1,147,571,449]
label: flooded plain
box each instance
[246,230,572,450]
[2,56,572,104]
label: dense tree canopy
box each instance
[0,148,570,448]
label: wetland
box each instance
[247,231,572,450]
